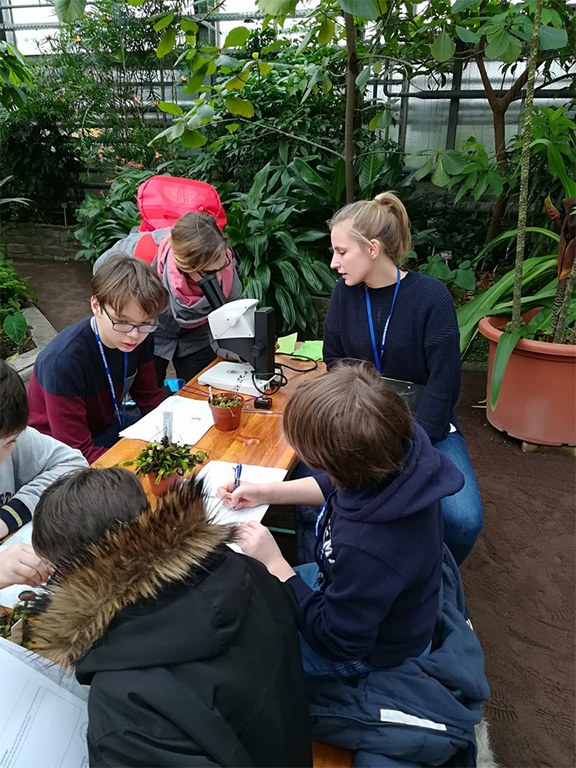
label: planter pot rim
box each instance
[479,314,576,359]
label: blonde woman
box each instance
[94,211,242,385]
[320,192,482,565]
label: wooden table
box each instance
[94,356,353,768]
[93,355,324,479]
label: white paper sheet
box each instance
[196,461,287,524]
[119,395,214,444]
[0,639,89,768]
[0,524,36,609]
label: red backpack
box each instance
[134,175,227,265]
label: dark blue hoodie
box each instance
[287,424,464,669]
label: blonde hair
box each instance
[328,192,411,265]
[171,211,229,273]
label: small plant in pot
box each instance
[208,392,245,431]
[124,436,207,496]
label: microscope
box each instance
[196,273,280,396]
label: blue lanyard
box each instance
[365,268,401,375]
[91,317,128,428]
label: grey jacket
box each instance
[0,427,87,534]
[94,231,243,360]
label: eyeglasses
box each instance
[102,305,158,334]
[198,251,232,277]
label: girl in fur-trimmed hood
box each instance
[31,468,311,768]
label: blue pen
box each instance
[233,463,243,490]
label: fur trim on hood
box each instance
[32,480,235,668]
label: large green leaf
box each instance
[224,26,251,48]
[153,13,175,32]
[539,24,568,51]
[274,284,297,332]
[157,101,183,116]
[3,312,27,345]
[156,28,177,58]
[257,0,298,15]
[245,163,272,210]
[224,96,254,117]
[430,31,455,63]
[490,309,547,408]
[53,0,86,21]
[317,17,335,45]
[337,0,382,21]
[274,260,300,294]
[359,152,386,193]
[299,259,324,293]
[451,0,480,13]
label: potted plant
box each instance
[124,436,206,496]
[0,590,37,648]
[208,392,245,432]
[457,0,575,447]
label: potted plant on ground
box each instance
[125,436,206,496]
[457,0,575,447]
[208,392,245,431]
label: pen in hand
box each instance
[233,463,243,490]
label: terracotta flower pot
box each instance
[478,312,576,446]
[209,395,245,431]
[147,472,181,497]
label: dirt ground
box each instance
[13,258,576,768]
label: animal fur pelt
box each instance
[32,479,235,668]
[475,719,500,768]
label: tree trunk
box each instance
[510,0,543,331]
[343,12,358,204]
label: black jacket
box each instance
[33,481,312,767]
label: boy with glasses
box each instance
[28,255,168,462]
[94,210,242,386]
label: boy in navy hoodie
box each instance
[218,362,464,676]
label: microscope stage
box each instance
[198,362,279,396]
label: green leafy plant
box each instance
[0,41,33,111]
[225,163,336,336]
[0,99,84,224]
[208,393,243,408]
[0,256,34,356]
[410,253,477,295]
[458,0,575,410]
[74,167,153,262]
[124,436,206,483]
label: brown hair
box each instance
[0,360,28,438]
[328,192,411,265]
[91,254,168,317]
[171,211,229,273]
[32,467,150,568]
[283,363,413,489]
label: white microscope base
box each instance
[198,362,279,396]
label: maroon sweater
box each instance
[28,317,164,462]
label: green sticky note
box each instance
[295,340,324,361]
[276,332,298,354]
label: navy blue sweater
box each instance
[28,318,164,462]
[287,425,464,668]
[323,271,461,442]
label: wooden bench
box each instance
[313,741,353,767]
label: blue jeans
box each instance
[294,563,376,679]
[434,431,483,565]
